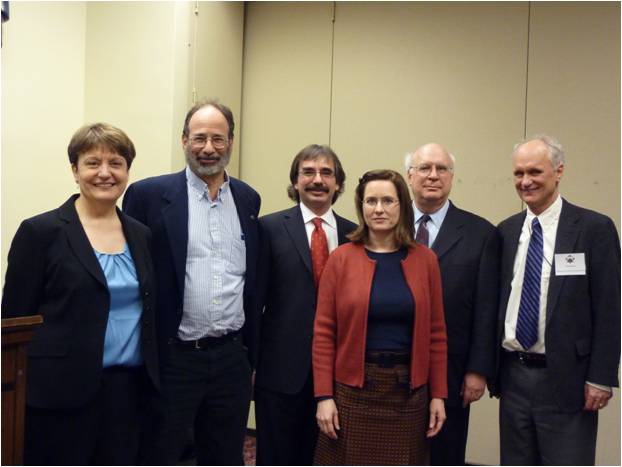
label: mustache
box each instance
[305,185,329,193]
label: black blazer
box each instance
[255,205,357,394]
[491,199,620,411]
[122,170,262,366]
[1,195,159,409]
[430,202,500,406]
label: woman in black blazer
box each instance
[1,123,159,465]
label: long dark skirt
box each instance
[314,362,429,465]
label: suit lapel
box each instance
[283,206,313,276]
[335,214,353,245]
[59,195,107,288]
[162,171,189,296]
[546,200,580,324]
[431,203,463,259]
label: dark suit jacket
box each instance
[430,202,499,406]
[491,199,621,411]
[1,195,159,409]
[255,205,356,394]
[122,170,261,366]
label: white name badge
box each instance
[555,253,586,276]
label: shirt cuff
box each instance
[316,396,334,402]
[586,381,612,392]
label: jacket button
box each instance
[144,291,150,297]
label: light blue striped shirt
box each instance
[413,199,450,247]
[178,166,246,340]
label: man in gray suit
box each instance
[492,135,620,465]
[254,144,357,466]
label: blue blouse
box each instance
[94,244,143,368]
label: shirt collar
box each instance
[185,166,230,201]
[413,199,451,228]
[526,194,562,230]
[299,202,337,230]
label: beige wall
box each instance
[240,2,620,465]
[1,1,87,281]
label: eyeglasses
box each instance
[363,197,400,208]
[188,134,229,150]
[410,164,453,176]
[299,168,335,179]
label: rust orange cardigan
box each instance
[312,242,448,399]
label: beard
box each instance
[185,145,231,178]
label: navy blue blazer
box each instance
[491,199,620,411]
[123,170,261,366]
[255,206,357,394]
[430,202,500,406]
[1,195,159,409]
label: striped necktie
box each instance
[415,214,431,247]
[516,217,544,350]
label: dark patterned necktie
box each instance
[415,214,431,247]
[516,217,544,350]
[311,217,329,288]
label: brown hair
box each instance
[347,169,416,248]
[286,144,346,204]
[67,123,136,168]
[182,98,235,139]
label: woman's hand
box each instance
[426,397,446,438]
[316,398,340,440]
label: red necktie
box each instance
[311,217,329,288]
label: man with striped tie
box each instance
[492,135,620,465]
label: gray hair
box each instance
[513,134,565,168]
[404,149,456,172]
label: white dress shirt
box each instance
[299,202,339,253]
[503,195,562,354]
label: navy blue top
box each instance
[365,248,414,351]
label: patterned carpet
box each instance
[243,434,257,466]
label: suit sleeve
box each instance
[428,252,448,399]
[312,253,340,397]
[586,216,621,387]
[467,226,501,378]
[1,220,46,318]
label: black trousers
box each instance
[430,402,470,465]
[255,372,318,466]
[147,336,252,465]
[24,366,149,466]
[499,355,597,465]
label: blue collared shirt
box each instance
[413,199,451,247]
[96,244,144,367]
[178,167,246,340]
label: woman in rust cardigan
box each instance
[312,169,447,465]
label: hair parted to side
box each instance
[67,123,136,168]
[182,98,235,139]
[347,169,416,249]
[513,134,565,168]
[286,144,346,204]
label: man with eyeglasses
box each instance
[405,143,499,465]
[123,99,260,465]
[490,135,620,465]
[254,144,356,465]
